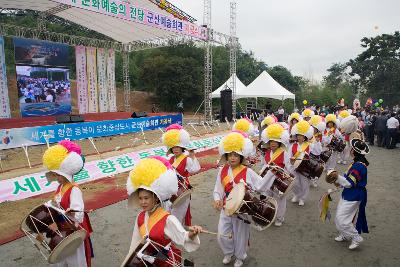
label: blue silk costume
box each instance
[342,161,369,234]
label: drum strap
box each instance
[171,154,187,169]
[293,142,310,158]
[265,148,285,165]
[139,208,170,239]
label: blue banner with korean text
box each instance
[0,114,182,150]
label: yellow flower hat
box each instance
[288,112,302,124]
[218,131,254,164]
[261,115,277,128]
[325,114,339,127]
[290,120,314,140]
[126,156,178,207]
[232,118,255,136]
[309,115,326,133]
[261,123,290,147]
[162,124,191,155]
[42,140,84,182]
[338,110,350,120]
[302,108,315,118]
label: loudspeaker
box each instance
[56,115,85,124]
[56,115,71,124]
[220,89,233,122]
[131,111,147,118]
[70,115,85,123]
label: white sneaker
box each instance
[223,255,233,264]
[342,161,347,165]
[349,236,363,250]
[337,160,342,164]
[298,200,305,206]
[334,235,346,242]
[291,196,298,203]
[234,259,243,267]
[274,220,283,227]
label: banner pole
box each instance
[88,137,103,159]
[22,144,32,168]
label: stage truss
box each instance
[0,1,239,121]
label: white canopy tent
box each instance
[211,74,247,99]
[244,71,295,100]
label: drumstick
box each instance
[68,209,94,213]
[202,229,232,239]
[186,228,232,239]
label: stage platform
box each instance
[0,112,170,129]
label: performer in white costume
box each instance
[213,131,262,267]
[322,114,343,171]
[123,156,202,267]
[162,124,200,226]
[259,123,290,226]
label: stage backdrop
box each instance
[107,49,117,112]
[86,47,99,113]
[13,38,71,117]
[97,48,108,112]
[0,36,11,119]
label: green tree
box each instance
[347,31,400,105]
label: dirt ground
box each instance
[0,145,399,267]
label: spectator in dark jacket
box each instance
[375,112,388,147]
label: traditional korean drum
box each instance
[21,204,87,264]
[293,152,324,179]
[225,182,277,230]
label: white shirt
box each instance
[387,117,399,129]
[54,186,84,223]
[213,165,263,201]
[46,94,54,102]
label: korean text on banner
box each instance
[107,49,116,112]
[0,114,183,150]
[0,134,224,203]
[0,36,11,118]
[86,47,98,113]
[52,0,207,40]
[97,48,108,112]
[76,46,88,114]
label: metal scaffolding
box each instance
[203,0,213,123]
[122,47,131,112]
[230,1,237,118]
[0,3,239,117]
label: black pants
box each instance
[368,126,375,145]
[377,130,386,147]
[386,129,397,149]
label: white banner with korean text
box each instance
[86,47,98,113]
[107,49,117,112]
[0,36,11,118]
[0,134,224,203]
[97,48,108,112]
[75,45,88,114]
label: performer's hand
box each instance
[48,222,58,232]
[290,158,295,165]
[188,225,203,240]
[213,200,223,211]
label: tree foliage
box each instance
[347,31,400,105]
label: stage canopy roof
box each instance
[211,74,247,99]
[243,71,295,100]
[0,0,204,44]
